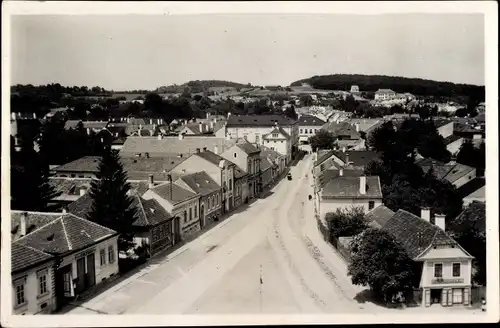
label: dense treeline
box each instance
[291,74,485,100]
[155,80,251,94]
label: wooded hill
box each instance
[291,74,485,100]
[155,80,251,93]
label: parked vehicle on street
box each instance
[287,173,292,180]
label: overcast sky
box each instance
[10,14,485,90]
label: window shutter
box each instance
[424,289,431,307]
[463,288,470,305]
[447,289,453,306]
[441,289,447,306]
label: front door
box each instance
[86,253,96,288]
[75,257,86,294]
[174,217,181,243]
[200,205,205,227]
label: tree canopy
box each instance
[456,139,485,176]
[87,148,137,253]
[309,130,337,152]
[348,228,414,304]
[326,207,368,241]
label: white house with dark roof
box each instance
[298,114,326,144]
[225,114,299,160]
[262,126,293,164]
[316,173,383,232]
[11,211,119,314]
[380,208,474,307]
[374,89,397,101]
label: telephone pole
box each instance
[259,264,263,313]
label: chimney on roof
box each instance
[139,124,142,130]
[178,133,184,140]
[345,153,350,166]
[62,207,67,214]
[196,148,200,153]
[359,176,366,195]
[20,212,27,236]
[342,146,346,153]
[339,168,344,176]
[214,145,219,154]
[79,187,86,196]
[11,112,16,120]
[148,174,154,189]
[355,123,360,132]
[203,147,207,152]
[206,112,210,120]
[199,123,204,134]
[86,128,91,135]
[435,213,446,231]
[227,112,231,119]
[210,121,215,130]
[421,207,431,222]
[226,134,231,140]
[33,112,37,119]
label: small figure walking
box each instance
[481,298,486,312]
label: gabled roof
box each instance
[316,168,364,188]
[375,89,395,93]
[176,171,220,196]
[236,141,260,155]
[364,205,395,229]
[52,156,101,173]
[120,136,238,157]
[11,242,55,273]
[315,149,336,167]
[195,150,235,167]
[332,150,380,168]
[433,119,453,129]
[12,211,116,256]
[443,135,463,145]
[322,121,361,139]
[151,182,199,205]
[417,159,476,184]
[381,209,458,259]
[298,115,326,126]
[226,114,297,127]
[263,127,291,140]
[321,176,382,199]
[64,120,109,130]
[130,193,173,226]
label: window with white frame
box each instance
[452,263,461,277]
[300,129,303,134]
[14,277,26,306]
[434,263,443,278]
[108,245,115,264]
[100,249,106,266]
[272,133,278,138]
[37,269,48,296]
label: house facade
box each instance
[221,142,262,198]
[381,208,474,307]
[298,115,326,144]
[262,126,292,164]
[11,211,119,313]
[374,89,397,101]
[170,149,236,213]
[225,114,299,160]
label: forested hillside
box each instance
[155,80,251,93]
[291,74,485,100]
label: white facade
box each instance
[299,125,321,143]
[12,263,56,314]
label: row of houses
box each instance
[310,147,485,307]
[10,134,291,314]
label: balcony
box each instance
[431,278,464,284]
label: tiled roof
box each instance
[195,150,234,167]
[443,135,463,145]
[64,120,109,130]
[151,182,198,205]
[52,156,101,173]
[48,178,92,199]
[382,209,458,259]
[13,212,116,255]
[321,176,382,199]
[322,121,361,139]
[433,119,453,129]
[315,150,335,167]
[417,159,476,184]
[11,211,61,242]
[120,136,238,157]
[332,150,380,168]
[130,193,173,227]
[121,156,187,179]
[457,177,485,199]
[11,242,55,273]
[298,115,326,126]
[364,205,395,229]
[263,127,291,140]
[316,168,365,188]
[375,89,395,94]
[259,146,284,163]
[176,171,220,196]
[236,141,260,155]
[226,114,297,127]
[347,118,383,133]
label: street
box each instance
[64,154,481,315]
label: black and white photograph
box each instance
[1,1,498,326]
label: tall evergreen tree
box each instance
[11,142,60,211]
[87,148,137,253]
